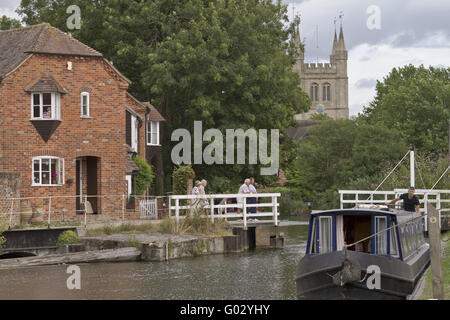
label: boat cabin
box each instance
[306,209,426,261]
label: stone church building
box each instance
[294,24,349,121]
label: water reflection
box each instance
[0,222,308,300]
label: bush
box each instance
[172,165,195,195]
[133,155,154,196]
[56,230,78,246]
[261,186,309,216]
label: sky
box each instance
[1,0,450,116]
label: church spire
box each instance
[332,28,338,53]
[337,21,346,51]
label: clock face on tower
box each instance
[317,105,324,113]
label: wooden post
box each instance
[210,198,214,224]
[175,198,179,224]
[47,197,51,228]
[121,194,125,222]
[273,195,278,226]
[243,198,247,230]
[427,202,445,300]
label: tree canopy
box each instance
[0,15,21,30]
[359,64,450,154]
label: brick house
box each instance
[0,23,165,221]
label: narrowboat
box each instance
[296,208,430,300]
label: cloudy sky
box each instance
[2,0,449,116]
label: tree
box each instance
[287,119,407,193]
[0,15,21,30]
[359,65,450,154]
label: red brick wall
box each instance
[0,53,136,218]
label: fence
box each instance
[338,189,450,231]
[168,193,281,229]
[139,199,158,219]
[0,194,166,229]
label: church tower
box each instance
[294,21,349,121]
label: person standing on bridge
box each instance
[386,186,420,213]
[237,179,250,214]
[248,177,258,216]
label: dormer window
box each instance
[31,93,61,120]
[81,92,90,117]
[147,120,160,146]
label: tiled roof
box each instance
[142,102,166,122]
[285,120,321,140]
[25,73,68,94]
[126,152,139,173]
[0,23,102,80]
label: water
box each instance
[0,220,308,300]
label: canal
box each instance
[0,219,308,300]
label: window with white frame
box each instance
[131,115,138,152]
[375,216,387,255]
[32,156,64,186]
[319,216,333,253]
[147,120,160,145]
[31,93,61,120]
[81,92,90,117]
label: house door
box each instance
[75,156,100,214]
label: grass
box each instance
[420,231,450,300]
[84,217,233,238]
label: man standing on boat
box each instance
[387,186,420,213]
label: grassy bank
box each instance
[420,231,450,300]
[85,218,232,238]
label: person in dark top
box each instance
[387,186,420,212]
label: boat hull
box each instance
[296,246,430,300]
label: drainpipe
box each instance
[410,146,415,188]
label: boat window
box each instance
[310,217,317,254]
[375,216,387,255]
[390,217,399,257]
[343,215,372,253]
[319,216,333,254]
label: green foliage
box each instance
[0,15,21,30]
[261,186,309,216]
[132,155,154,196]
[56,230,78,246]
[310,113,332,120]
[359,65,450,154]
[127,235,142,250]
[172,165,195,195]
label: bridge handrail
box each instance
[168,193,281,229]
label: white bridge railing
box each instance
[168,193,281,229]
[339,189,450,231]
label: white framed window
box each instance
[81,92,90,117]
[319,216,333,254]
[31,93,60,120]
[131,115,138,152]
[126,175,132,199]
[147,120,160,146]
[32,156,64,186]
[375,216,387,255]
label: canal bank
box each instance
[0,219,289,268]
[0,220,308,299]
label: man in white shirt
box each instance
[248,177,257,215]
[237,179,250,214]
